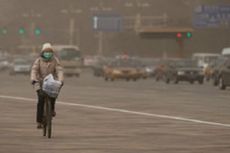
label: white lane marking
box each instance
[1,95,230,128]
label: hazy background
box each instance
[0,0,229,57]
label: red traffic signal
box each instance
[176,32,182,38]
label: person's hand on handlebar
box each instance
[31,80,38,85]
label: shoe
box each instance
[37,122,43,129]
[52,111,56,117]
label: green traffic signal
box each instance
[186,32,192,38]
[34,27,41,36]
[1,28,7,35]
[18,27,26,35]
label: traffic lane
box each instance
[58,78,230,124]
[1,71,230,125]
[1,98,230,153]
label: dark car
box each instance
[217,59,230,90]
[92,62,105,77]
[164,59,204,84]
[211,56,228,86]
[154,59,176,82]
[91,57,113,77]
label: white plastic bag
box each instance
[42,74,62,98]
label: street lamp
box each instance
[90,1,113,55]
[61,7,82,46]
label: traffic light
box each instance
[18,27,26,35]
[176,32,182,39]
[176,32,192,39]
[34,27,41,36]
[186,32,192,39]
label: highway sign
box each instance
[193,5,230,28]
[93,14,123,32]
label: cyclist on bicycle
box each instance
[30,43,64,129]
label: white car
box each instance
[9,58,31,75]
[0,60,9,71]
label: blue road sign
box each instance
[193,5,230,28]
[93,14,123,32]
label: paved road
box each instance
[0,70,230,153]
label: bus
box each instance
[52,45,83,77]
[192,53,220,68]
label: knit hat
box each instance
[41,43,53,52]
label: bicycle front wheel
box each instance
[46,97,52,138]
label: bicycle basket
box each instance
[42,74,62,98]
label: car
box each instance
[91,57,112,77]
[103,58,143,81]
[211,56,228,86]
[140,58,160,79]
[216,59,230,90]
[132,58,148,79]
[154,58,178,82]
[9,58,31,75]
[164,59,204,84]
[83,55,98,68]
[92,62,105,77]
[0,58,10,71]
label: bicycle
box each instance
[42,93,53,138]
[35,74,62,139]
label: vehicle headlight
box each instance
[113,70,121,74]
[146,68,153,73]
[177,71,185,75]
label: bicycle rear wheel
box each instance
[46,97,52,138]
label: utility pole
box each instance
[61,7,82,46]
[69,18,75,45]
[98,32,103,55]
[22,9,41,53]
[90,0,112,55]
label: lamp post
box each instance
[90,1,112,55]
[61,7,82,46]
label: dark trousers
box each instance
[36,93,56,123]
